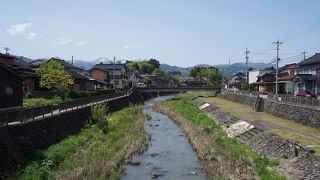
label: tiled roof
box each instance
[0,63,23,80]
[278,74,296,81]
[65,69,88,80]
[298,53,320,66]
[91,64,126,71]
[294,74,317,81]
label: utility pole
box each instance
[273,39,283,99]
[71,56,74,65]
[228,59,231,89]
[113,57,116,88]
[302,51,307,61]
[245,47,250,84]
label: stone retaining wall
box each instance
[195,98,320,179]
[0,91,158,178]
[263,99,320,129]
[218,92,320,129]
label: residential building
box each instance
[227,72,246,89]
[127,71,137,87]
[254,73,276,93]
[30,58,89,91]
[90,63,128,88]
[277,53,320,95]
[0,53,37,92]
[0,63,23,109]
[138,75,168,88]
[248,67,274,85]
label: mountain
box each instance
[160,64,189,74]
[69,60,96,70]
[160,62,274,76]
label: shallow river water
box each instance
[122,96,207,180]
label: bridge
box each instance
[135,87,220,92]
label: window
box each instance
[5,85,14,95]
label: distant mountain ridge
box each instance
[161,62,274,76]
[10,54,273,75]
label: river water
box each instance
[122,96,207,180]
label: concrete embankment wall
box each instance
[218,93,320,129]
[0,91,158,178]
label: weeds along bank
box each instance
[8,105,148,179]
[154,94,284,180]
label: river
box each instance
[122,96,207,180]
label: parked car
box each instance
[295,91,317,99]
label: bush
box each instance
[90,104,108,133]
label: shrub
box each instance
[90,104,108,133]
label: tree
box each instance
[36,60,74,94]
[139,62,155,74]
[152,69,165,77]
[142,76,152,85]
[148,58,160,69]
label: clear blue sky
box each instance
[1,0,320,67]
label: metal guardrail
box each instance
[281,95,320,108]
[224,89,260,97]
[0,91,128,126]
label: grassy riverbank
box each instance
[9,105,147,180]
[201,97,320,155]
[155,93,284,180]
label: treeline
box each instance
[188,66,223,86]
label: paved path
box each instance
[5,94,130,127]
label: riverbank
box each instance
[8,105,148,180]
[154,93,284,180]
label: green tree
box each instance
[148,58,160,69]
[139,62,155,74]
[142,76,152,85]
[152,69,165,77]
[36,60,74,94]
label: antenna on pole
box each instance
[302,51,307,61]
[4,47,10,55]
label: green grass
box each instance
[161,94,285,180]
[9,105,145,180]
[201,97,320,155]
[23,96,63,107]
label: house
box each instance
[254,73,276,93]
[90,63,128,88]
[227,72,247,89]
[127,71,137,87]
[137,75,168,88]
[277,64,299,94]
[0,63,23,109]
[277,53,320,95]
[248,67,274,85]
[30,58,89,91]
[0,53,37,92]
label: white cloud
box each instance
[7,22,32,35]
[26,32,37,40]
[78,41,86,46]
[123,45,131,49]
[54,38,73,46]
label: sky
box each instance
[1,0,320,67]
